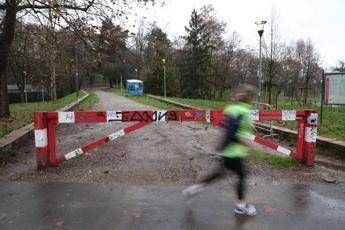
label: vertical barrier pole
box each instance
[47,118,58,166]
[303,110,318,166]
[294,117,306,161]
[34,112,48,169]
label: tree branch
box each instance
[17,0,96,12]
[0,5,7,10]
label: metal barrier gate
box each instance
[34,109,317,169]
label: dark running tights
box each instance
[200,157,246,200]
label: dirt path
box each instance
[0,89,344,186]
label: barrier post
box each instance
[294,117,306,161]
[303,110,318,166]
[34,112,48,169]
[47,118,58,166]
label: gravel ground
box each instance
[0,89,344,187]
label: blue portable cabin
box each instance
[127,79,144,96]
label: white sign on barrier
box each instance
[282,110,296,121]
[205,110,211,122]
[305,127,317,143]
[153,110,168,122]
[107,111,122,122]
[307,113,318,125]
[108,130,125,141]
[34,129,47,147]
[65,148,83,160]
[249,110,259,121]
[58,112,75,123]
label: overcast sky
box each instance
[131,0,345,69]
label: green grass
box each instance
[275,102,345,140]
[0,91,87,138]
[168,97,226,109]
[248,150,299,168]
[74,91,99,110]
[112,89,180,110]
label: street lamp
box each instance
[41,80,45,102]
[23,71,28,104]
[162,58,166,98]
[134,68,138,79]
[74,46,79,97]
[255,20,267,106]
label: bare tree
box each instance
[262,10,284,105]
[0,0,156,117]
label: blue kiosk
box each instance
[127,79,144,96]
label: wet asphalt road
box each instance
[0,181,344,230]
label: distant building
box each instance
[127,79,144,96]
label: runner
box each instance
[182,84,257,216]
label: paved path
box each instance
[0,181,344,230]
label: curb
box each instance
[0,90,89,153]
[146,94,202,110]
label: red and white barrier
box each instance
[247,134,293,156]
[34,109,317,169]
[44,109,301,124]
[57,122,151,163]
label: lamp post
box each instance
[134,68,138,79]
[41,80,45,102]
[162,58,166,98]
[74,46,79,97]
[255,20,267,106]
[23,71,28,104]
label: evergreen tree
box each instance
[143,26,171,95]
[183,9,212,98]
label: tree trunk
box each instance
[0,2,17,117]
[50,63,57,101]
[88,70,93,86]
[9,62,25,103]
[303,66,311,105]
[109,78,113,88]
[303,80,309,105]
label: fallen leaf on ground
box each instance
[55,219,64,226]
[322,176,336,183]
[132,211,141,219]
[263,204,278,214]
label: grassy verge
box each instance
[168,97,226,109]
[275,103,345,141]
[112,89,180,110]
[74,91,99,110]
[0,91,87,138]
[249,150,299,168]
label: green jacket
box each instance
[220,102,252,158]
